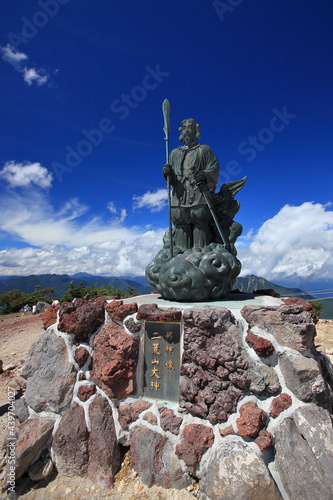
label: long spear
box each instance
[162,99,173,258]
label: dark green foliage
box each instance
[0,287,53,314]
[315,299,333,320]
[60,282,128,302]
[309,300,323,317]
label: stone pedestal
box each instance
[9,294,333,499]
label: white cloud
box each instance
[107,202,127,225]
[55,198,88,221]
[23,67,48,86]
[107,202,117,214]
[0,200,332,282]
[1,44,49,87]
[0,161,53,188]
[133,188,168,212]
[0,189,146,248]
[0,173,165,276]
[117,208,127,224]
[0,229,165,277]
[1,45,28,66]
[238,202,333,282]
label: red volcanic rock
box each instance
[159,408,183,435]
[74,347,90,368]
[254,428,273,451]
[105,300,138,322]
[246,331,275,357]
[58,298,106,341]
[42,304,60,329]
[236,401,268,439]
[90,322,139,400]
[77,384,96,402]
[137,303,181,322]
[270,392,292,418]
[118,400,152,429]
[176,424,214,474]
[282,297,318,323]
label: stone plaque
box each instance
[143,321,181,402]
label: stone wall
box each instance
[3,295,333,499]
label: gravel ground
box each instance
[0,312,332,499]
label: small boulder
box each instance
[36,301,50,314]
[130,425,190,489]
[246,331,275,357]
[241,303,316,354]
[200,440,281,500]
[90,322,139,400]
[175,424,214,475]
[77,384,96,402]
[137,303,181,322]
[118,400,152,429]
[254,428,273,451]
[278,351,332,411]
[58,298,106,341]
[28,455,54,481]
[274,405,333,499]
[159,408,183,435]
[4,418,54,482]
[270,393,292,418]
[105,300,138,322]
[74,346,90,368]
[42,303,60,329]
[21,331,76,413]
[236,401,268,439]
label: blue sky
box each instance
[0,0,332,286]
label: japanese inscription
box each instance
[143,321,181,402]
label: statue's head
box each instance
[179,119,201,145]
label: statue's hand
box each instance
[163,164,173,177]
[194,172,206,186]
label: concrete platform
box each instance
[122,293,283,322]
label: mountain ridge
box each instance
[0,272,314,299]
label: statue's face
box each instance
[179,120,197,145]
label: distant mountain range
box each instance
[273,278,333,299]
[0,272,331,318]
[0,273,153,298]
[233,275,314,300]
[0,272,314,300]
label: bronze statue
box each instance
[145,100,245,302]
[163,118,220,250]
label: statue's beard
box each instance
[179,132,193,145]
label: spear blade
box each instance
[162,98,170,139]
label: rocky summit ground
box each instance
[0,311,332,499]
